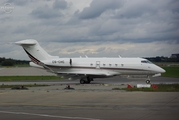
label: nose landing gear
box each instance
[146,76,151,84]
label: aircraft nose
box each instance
[160,68,166,73]
[157,67,166,73]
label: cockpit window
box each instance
[141,60,147,63]
[141,60,152,64]
[147,60,152,64]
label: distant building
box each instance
[170,54,179,58]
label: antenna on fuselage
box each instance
[85,55,88,58]
[118,55,122,58]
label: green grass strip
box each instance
[113,84,179,92]
[161,66,179,78]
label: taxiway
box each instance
[0,77,179,120]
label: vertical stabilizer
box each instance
[15,39,58,64]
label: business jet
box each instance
[15,39,165,84]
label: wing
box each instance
[40,63,120,80]
[56,70,119,80]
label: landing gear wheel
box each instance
[86,80,91,84]
[86,77,93,84]
[80,79,85,84]
[80,77,93,84]
[146,80,150,84]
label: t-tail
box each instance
[15,39,58,65]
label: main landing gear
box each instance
[80,77,93,84]
[145,76,151,84]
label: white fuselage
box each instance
[40,57,165,78]
[16,39,166,83]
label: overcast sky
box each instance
[0,0,179,60]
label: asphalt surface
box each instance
[0,92,179,120]
[0,77,179,120]
[0,67,179,120]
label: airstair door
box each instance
[96,61,100,69]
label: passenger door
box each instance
[96,61,100,69]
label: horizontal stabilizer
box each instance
[56,70,119,80]
[15,39,37,45]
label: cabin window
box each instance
[109,64,112,66]
[115,64,118,66]
[103,64,105,66]
[90,63,93,66]
[121,64,124,67]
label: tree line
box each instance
[145,56,179,62]
[0,57,30,66]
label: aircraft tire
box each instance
[86,80,91,84]
[146,80,150,84]
[80,79,85,84]
[86,77,93,84]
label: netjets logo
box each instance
[1,3,14,13]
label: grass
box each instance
[161,66,179,78]
[113,84,179,92]
[0,84,49,88]
[0,76,61,81]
